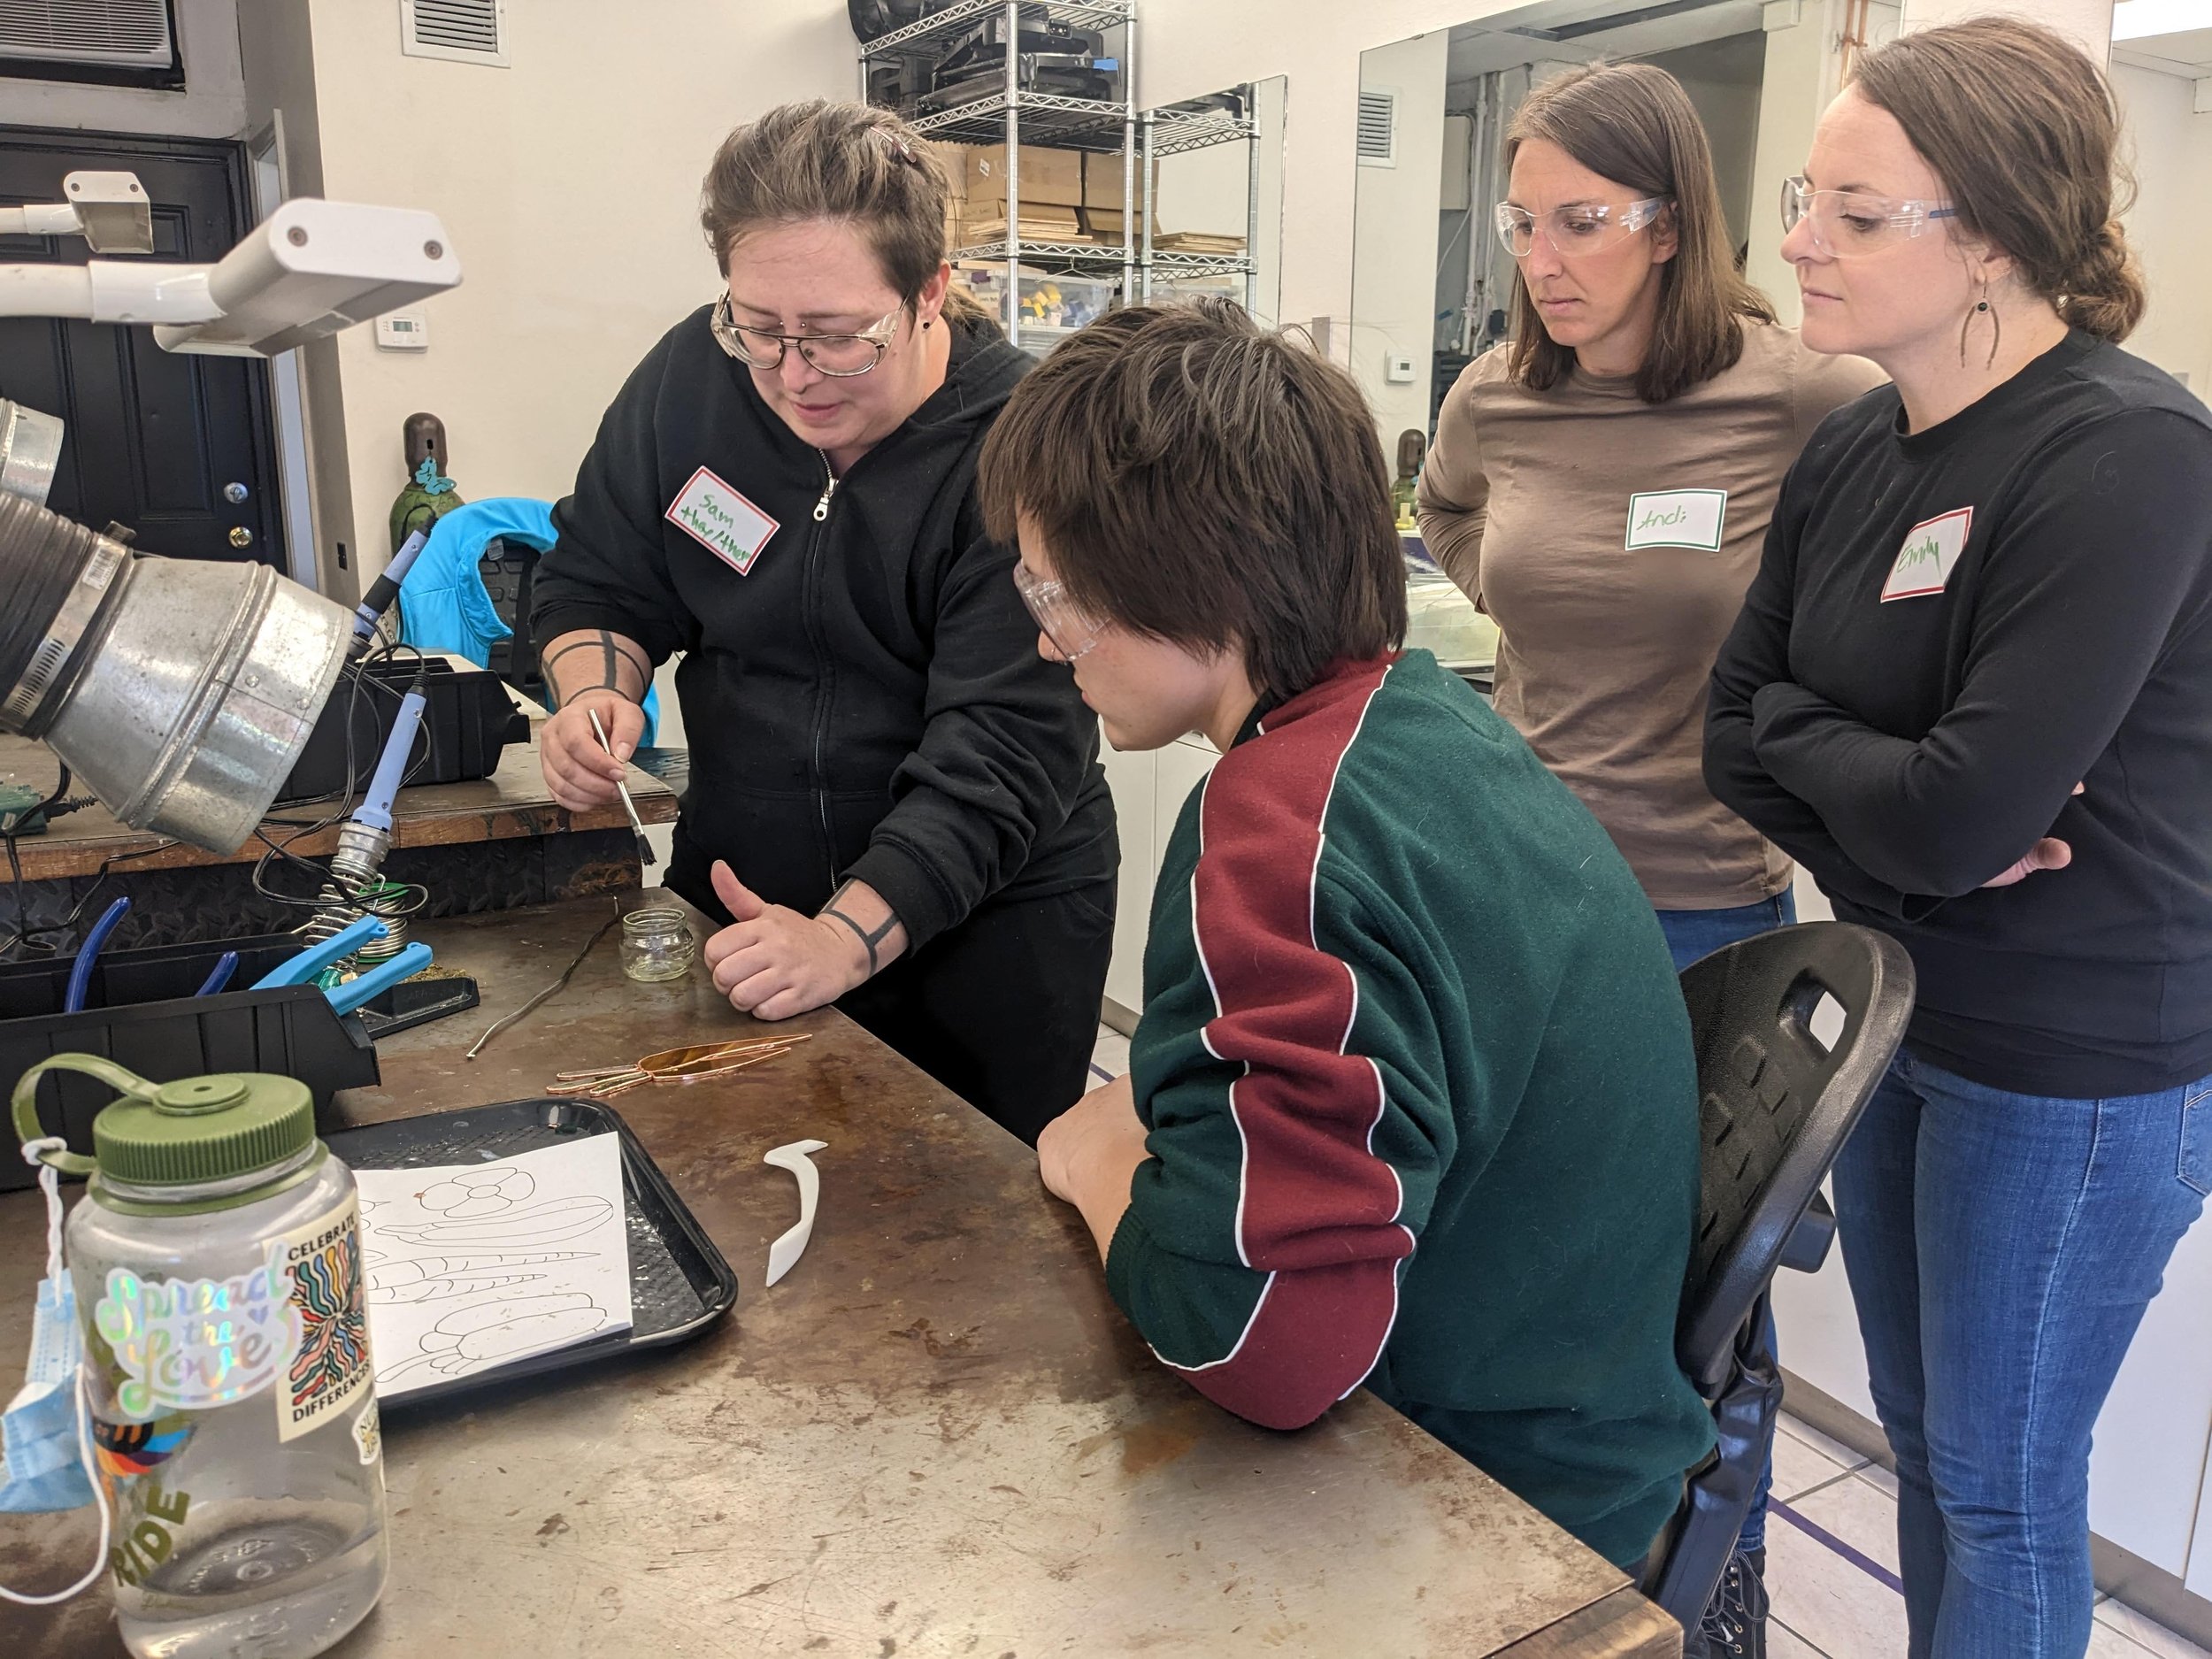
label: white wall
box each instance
[2115,62,2212,398]
[1645,31,1768,255]
[1352,32,1449,447]
[0,0,245,138]
[289,0,855,581]
[1901,0,2115,56]
[1746,0,1904,326]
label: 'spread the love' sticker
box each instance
[1882,507,1973,602]
[668,465,779,575]
[95,1246,302,1421]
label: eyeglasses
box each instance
[1494,197,1669,259]
[1012,564,1105,662]
[710,293,905,376]
[1780,176,1957,257]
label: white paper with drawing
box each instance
[354,1137,633,1398]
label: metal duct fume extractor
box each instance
[0,400,65,506]
[0,493,351,853]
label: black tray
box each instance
[323,1098,737,1409]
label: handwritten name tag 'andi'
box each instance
[1881,507,1973,602]
[1624,489,1727,552]
[667,465,780,576]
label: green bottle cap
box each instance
[90,1070,315,1187]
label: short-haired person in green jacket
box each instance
[976,299,1716,1570]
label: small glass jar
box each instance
[620,907,696,982]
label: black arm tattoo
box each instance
[541,631,650,709]
[818,879,901,977]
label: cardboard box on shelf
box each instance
[931,140,968,203]
[956,204,1086,248]
[1080,151,1156,209]
[1076,205,1156,244]
[951,142,1085,208]
[1152,230,1248,256]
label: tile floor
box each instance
[1086,1025,2212,1659]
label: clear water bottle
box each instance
[14,1055,388,1659]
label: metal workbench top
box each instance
[0,895,1676,1657]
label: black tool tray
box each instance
[323,1097,738,1409]
[0,934,380,1193]
[0,933,481,1192]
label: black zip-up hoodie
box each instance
[532,307,1115,948]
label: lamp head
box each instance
[153,199,461,357]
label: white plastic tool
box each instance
[763,1139,827,1288]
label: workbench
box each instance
[0,725,678,950]
[0,895,1679,1657]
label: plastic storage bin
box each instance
[0,933,382,1192]
[277,658,530,806]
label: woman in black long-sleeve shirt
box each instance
[1703,20,2212,1658]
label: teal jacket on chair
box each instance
[397,496,658,745]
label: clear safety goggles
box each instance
[1493,196,1669,260]
[1012,564,1105,662]
[1780,175,1958,257]
[710,293,904,377]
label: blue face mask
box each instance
[0,1274,95,1513]
[1,1139,111,1611]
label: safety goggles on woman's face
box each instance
[1012,564,1105,662]
[1493,196,1670,260]
[710,293,905,376]
[1780,176,1958,257]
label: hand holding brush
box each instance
[587,705,657,868]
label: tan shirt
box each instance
[1417,321,1886,910]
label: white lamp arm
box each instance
[0,263,221,326]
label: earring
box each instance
[1959,277,2001,369]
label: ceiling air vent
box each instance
[1356,88,1396,167]
[0,0,176,70]
[401,0,508,67]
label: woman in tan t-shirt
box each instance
[1416,61,1882,1654]
[1419,64,1882,960]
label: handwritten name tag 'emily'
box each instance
[667,465,780,576]
[1881,507,1973,603]
[1624,489,1727,552]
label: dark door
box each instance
[0,127,283,568]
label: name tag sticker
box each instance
[1881,507,1973,602]
[1625,488,1728,551]
[667,465,778,575]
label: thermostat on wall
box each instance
[1385,352,1417,384]
[375,311,430,350]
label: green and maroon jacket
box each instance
[1107,649,1715,1567]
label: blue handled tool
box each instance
[322,943,434,1018]
[250,916,389,990]
[194,952,240,997]
[62,896,131,1015]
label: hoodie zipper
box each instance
[804,453,840,890]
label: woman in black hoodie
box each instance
[531,101,1116,1143]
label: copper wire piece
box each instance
[543,1033,811,1099]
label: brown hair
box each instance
[1851,16,2144,342]
[700,99,986,321]
[1505,63,1775,403]
[977,300,1407,701]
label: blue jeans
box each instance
[1656,890,1795,1556]
[1832,1051,2211,1657]
[1655,892,1797,974]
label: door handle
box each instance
[228,526,253,549]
